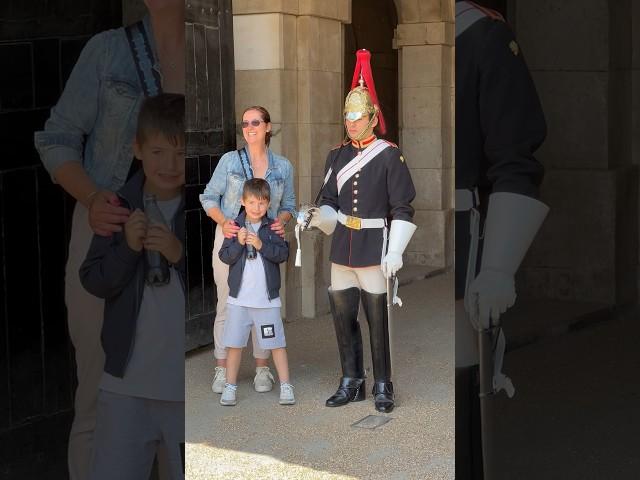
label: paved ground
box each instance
[185,271,455,480]
[493,306,640,480]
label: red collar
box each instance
[350,135,376,149]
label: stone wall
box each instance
[394,0,455,269]
[512,0,638,305]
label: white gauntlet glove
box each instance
[466,192,549,329]
[467,270,516,329]
[298,205,337,235]
[381,220,417,279]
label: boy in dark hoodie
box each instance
[218,178,293,406]
[80,93,185,480]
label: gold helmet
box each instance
[344,84,377,123]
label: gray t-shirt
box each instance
[100,195,184,401]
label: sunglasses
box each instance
[241,119,266,128]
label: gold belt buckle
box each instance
[345,215,362,230]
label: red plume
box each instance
[349,49,386,135]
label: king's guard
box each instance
[298,49,417,413]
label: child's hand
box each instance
[237,228,248,245]
[246,232,262,251]
[144,223,182,264]
[124,209,147,252]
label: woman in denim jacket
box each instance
[200,106,296,395]
[33,1,184,478]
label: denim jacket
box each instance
[199,148,297,220]
[34,16,159,192]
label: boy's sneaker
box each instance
[279,383,295,405]
[220,383,237,406]
[211,367,226,394]
[254,367,275,392]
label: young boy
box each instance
[218,178,294,406]
[79,93,185,480]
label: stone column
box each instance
[393,0,455,269]
[295,2,351,318]
[513,0,638,305]
[232,0,350,320]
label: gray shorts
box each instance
[223,304,286,350]
[89,390,184,480]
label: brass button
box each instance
[353,199,358,204]
[353,207,358,212]
[353,181,358,186]
[354,190,358,194]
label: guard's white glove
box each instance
[466,270,515,330]
[381,220,417,279]
[381,252,403,278]
[305,207,321,228]
[464,192,549,329]
[297,205,337,235]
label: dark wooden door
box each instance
[0,2,122,476]
[185,0,235,351]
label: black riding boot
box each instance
[326,287,366,407]
[361,290,394,413]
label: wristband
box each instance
[86,190,99,206]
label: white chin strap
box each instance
[346,114,376,141]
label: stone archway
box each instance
[345,0,399,144]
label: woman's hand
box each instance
[88,190,131,236]
[270,218,286,238]
[222,218,241,239]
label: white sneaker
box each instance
[211,367,226,394]
[220,383,237,406]
[253,366,275,392]
[279,383,295,405]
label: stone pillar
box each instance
[232,0,350,320]
[393,0,455,269]
[513,0,638,305]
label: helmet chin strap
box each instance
[346,113,378,142]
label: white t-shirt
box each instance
[227,221,282,309]
[100,195,185,401]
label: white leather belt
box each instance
[337,211,386,230]
[455,188,480,212]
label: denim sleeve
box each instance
[199,153,230,213]
[277,160,297,217]
[33,31,110,183]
